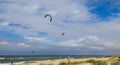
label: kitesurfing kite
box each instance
[61,33,65,36]
[32,51,34,53]
[44,14,66,37]
[44,14,52,22]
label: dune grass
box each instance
[86,59,108,65]
[39,63,54,65]
[110,56,120,65]
[59,59,108,65]
[59,60,84,65]
[111,62,120,65]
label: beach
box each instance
[15,57,111,65]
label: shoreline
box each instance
[13,57,111,65]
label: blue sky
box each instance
[0,0,120,55]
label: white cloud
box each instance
[56,36,106,50]
[0,41,9,46]
[86,36,100,41]
[0,22,10,26]
[24,36,53,46]
[47,10,57,16]
[74,10,80,14]
[17,43,30,48]
[25,37,47,41]
[0,0,96,40]
[24,36,51,44]
[0,0,120,54]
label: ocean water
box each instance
[0,55,111,64]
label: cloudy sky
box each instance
[0,0,120,55]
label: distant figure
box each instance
[11,61,13,65]
[67,56,71,64]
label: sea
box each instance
[0,55,111,65]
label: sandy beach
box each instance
[15,57,111,65]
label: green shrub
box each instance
[86,59,95,63]
[86,59,107,65]
[59,62,67,65]
[39,63,53,65]
[111,62,120,65]
[59,61,84,65]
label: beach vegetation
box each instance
[59,60,86,65]
[39,63,54,65]
[110,56,120,65]
[86,59,108,65]
[111,62,120,65]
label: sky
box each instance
[0,0,120,55]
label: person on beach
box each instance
[11,61,13,65]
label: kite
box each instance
[44,14,52,22]
[61,33,65,36]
